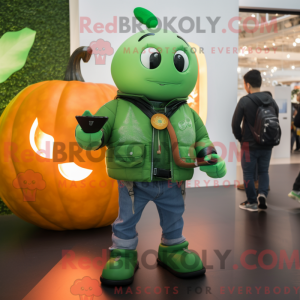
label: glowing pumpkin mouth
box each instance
[58,162,93,181]
[30,118,93,181]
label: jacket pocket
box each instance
[106,144,145,168]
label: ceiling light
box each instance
[238,21,241,24]
[265,57,268,59]
[249,68,252,70]
[263,72,266,75]
[266,65,269,68]
[272,42,275,46]
[296,38,300,43]
[292,65,295,69]
[251,14,255,17]
[274,66,277,70]
[276,14,278,16]
[271,69,274,73]
[237,67,241,73]
[293,42,297,47]
[287,54,290,58]
[286,37,289,39]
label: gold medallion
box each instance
[151,114,168,130]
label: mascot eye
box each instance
[141,47,161,69]
[174,50,189,72]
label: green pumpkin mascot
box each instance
[75,7,226,286]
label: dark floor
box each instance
[1,164,300,300]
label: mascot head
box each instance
[111,7,198,101]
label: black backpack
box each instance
[246,94,281,146]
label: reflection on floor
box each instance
[270,152,300,165]
[236,147,300,166]
[1,164,300,300]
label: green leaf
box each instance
[0,28,36,83]
[134,7,158,29]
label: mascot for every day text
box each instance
[75,7,226,286]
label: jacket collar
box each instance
[116,90,188,106]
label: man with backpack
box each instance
[232,70,280,212]
[289,92,300,202]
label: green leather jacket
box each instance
[93,92,214,182]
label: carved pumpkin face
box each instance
[0,47,119,230]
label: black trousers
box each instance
[293,172,300,191]
[291,129,300,151]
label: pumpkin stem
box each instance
[64,46,93,82]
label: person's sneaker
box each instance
[257,194,267,209]
[239,201,258,212]
[237,181,260,191]
[237,183,245,190]
[288,191,300,203]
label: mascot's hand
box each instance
[75,110,103,150]
[200,154,227,178]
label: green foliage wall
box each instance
[0,0,70,214]
[0,0,70,116]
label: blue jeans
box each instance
[110,181,186,250]
[241,148,272,203]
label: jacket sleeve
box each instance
[231,99,244,142]
[94,99,118,147]
[191,108,217,158]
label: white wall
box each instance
[239,0,300,12]
[69,0,79,55]
[76,0,239,187]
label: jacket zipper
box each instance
[151,114,155,181]
[168,136,173,181]
[151,105,174,181]
[165,106,174,181]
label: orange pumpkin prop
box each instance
[0,47,119,230]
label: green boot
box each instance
[157,241,206,278]
[100,249,139,286]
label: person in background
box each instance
[232,70,279,212]
[288,93,300,202]
[236,90,273,192]
[291,92,300,152]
